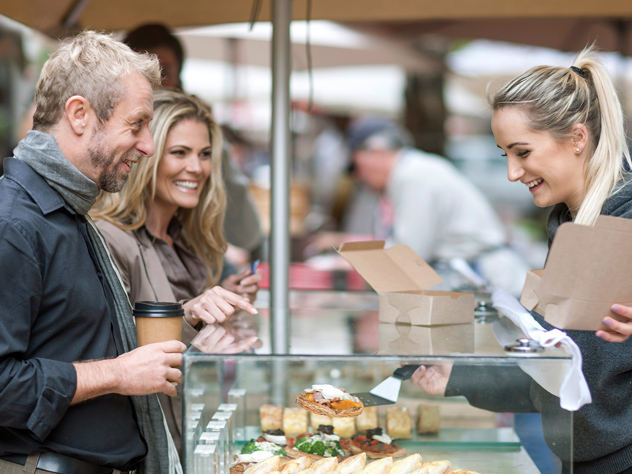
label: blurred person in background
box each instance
[124,24,266,267]
[92,89,260,458]
[308,113,353,226]
[310,116,530,296]
[123,23,184,90]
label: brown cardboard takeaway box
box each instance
[378,322,475,355]
[519,215,632,331]
[337,241,474,325]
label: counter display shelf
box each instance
[183,290,573,474]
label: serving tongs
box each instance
[351,365,419,407]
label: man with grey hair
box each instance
[344,116,529,296]
[0,31,183,474]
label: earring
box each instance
[576,147,581,152]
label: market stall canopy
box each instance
[3,0,632,38]
[177,22,437,73]
[348,17,632,57]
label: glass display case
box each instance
[183,290,574,474]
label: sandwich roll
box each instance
[284,407,309,438]
[311,413,334,432]
[332,417,356,439]
[261,405,284,432]
[386,407,412,440]
[355,407,378,434]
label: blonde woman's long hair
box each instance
[92,89,226,285]
[490,44,631,226]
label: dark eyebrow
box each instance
[507,142,529,149]
[168,145,192,151]
[496,142,529,150]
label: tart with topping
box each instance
[349,428,407,459]
[296,385,363,418]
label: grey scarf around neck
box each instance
[13,130,181,474]
[14,130,98,215]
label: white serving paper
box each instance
[492,288,591,411]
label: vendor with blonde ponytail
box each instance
[491,44,632,342]
[413,46,632,474]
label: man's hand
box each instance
[184,286,257,326]
[410,363,453,396]
[72,340,186,403]
[597,304,632,343]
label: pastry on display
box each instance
[243,455,282,474]
[332,417,356,439]
[297,385,363,418]
[357,456,393,474]
[279,456,313,474]
[244,403,475,474]
[348,428,407,459]
[307,456,339,474]
[260,405,284,432]
[283,407,309,438]
[388,454,422,474]
[416,405,440,435]
[386,407,412,440]
[310,413,333,432]
[337,453,367,474]
[240,449,474,474]
[231,439,287,474]
[416,460,451,474]
[355,407,378,434]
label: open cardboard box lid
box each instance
[527,215,632,330]
[338,241,473,325]
[336,241,444,292]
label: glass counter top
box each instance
[187,289,571,362]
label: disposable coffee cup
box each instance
[133,301,184,346]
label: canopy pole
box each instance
[269,0,292,354]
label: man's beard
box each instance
[88,132,139,193]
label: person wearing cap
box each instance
[0,31,183,474]
[343,116,529,296]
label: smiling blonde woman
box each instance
[91,89,260,457]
